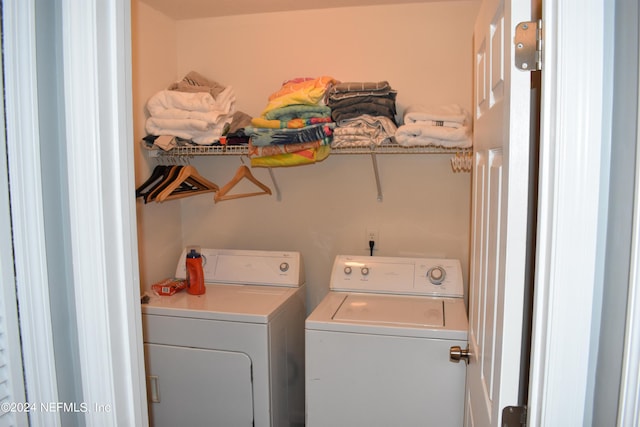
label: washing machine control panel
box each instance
[426,266,446,284]
[330,255,463,297]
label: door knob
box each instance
[450,345,471,364]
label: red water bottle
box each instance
[186,248,205,295]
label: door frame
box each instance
[617,87,640,424]
[5,0,637,425]
[59,0,148,424]
[619,94,640,422]
[3,2,62,425]
[3,0,148,425]
[527,0,635,425]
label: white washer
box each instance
[305,255,468,427]
[142,249,305,427]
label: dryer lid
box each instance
[332,294,444,327]
[142,283,300,323]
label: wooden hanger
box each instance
[214,165,272,202]
[137,165,194,202]
[155,165,219,202]
[143,165,184,203]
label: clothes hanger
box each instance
[158,166,219,202]
[155,165,219,202]
[142,165,208,203]
[214,163,272,202]
[135,164,169,199]
[144,165,184,203]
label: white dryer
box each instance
[142,248,305,427]
[305,255,468,427]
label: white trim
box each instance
[2,1,61,425]
[0,6,28,426]
[617,51,640,427]
[61,0,115,418]
[528,0,608,425]
[61,0,148,424]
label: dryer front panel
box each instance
[145,344,253,427]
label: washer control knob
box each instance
[427,266,446,285]
[279,262,289,272]
[344,266,352,275]
[361,267,370,276]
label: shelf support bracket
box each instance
[267,168,281,201]
[370,152,383,202]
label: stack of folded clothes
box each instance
[326,81,398,148]
[394,104,472,148]
[245,76,338,167]
[145,71,251,147]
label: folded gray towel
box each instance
[168,70,227,100]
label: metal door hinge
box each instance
[515,20,542,71]
[502,405,527,427]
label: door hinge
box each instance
[502,405,527,427]
[515,19,542,71]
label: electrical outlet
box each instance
[366,228,379,244]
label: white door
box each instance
[465,0,536,425]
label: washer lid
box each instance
[333,294,444,328]
[305,292,468,340]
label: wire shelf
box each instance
[143,141,472,158]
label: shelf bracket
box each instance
[267,168,281,201]
[370,152,383,202]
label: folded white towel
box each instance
[149,108,229,124]
[146,86,236,117]
[394,123,472,148]
[403,104,470,126]
[145,116,233,145]
[147,91,218,114]
[145,85,237,144]
[146,117,213,133]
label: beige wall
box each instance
[132,1,183,290]
[133,1,478,311]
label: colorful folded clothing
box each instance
[250,145,331,167]
[264,104,332,121]
[251,116,332,130]
[248,140,325,158]
[261,76,338,116]
[246,123,335,146]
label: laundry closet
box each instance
[132,0,479,310]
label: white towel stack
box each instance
[145,86,236,145]
[394,104,472,148]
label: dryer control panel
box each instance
[174,248,304,287]
[330,255,463,298]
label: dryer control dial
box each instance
[279,262,290,272]
[427,266,446,285]
[344,266,352,275]
[361,267,370,276]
